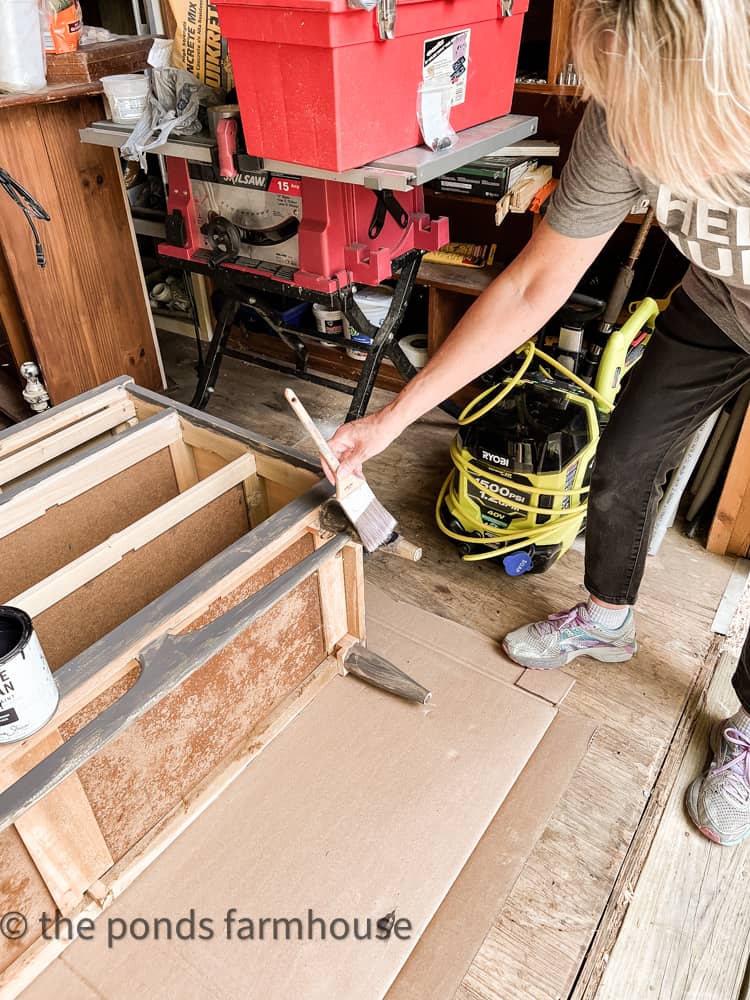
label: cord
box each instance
[0,167,50,268]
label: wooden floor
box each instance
[159,334,742,1000]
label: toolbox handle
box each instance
[0,535,348,834]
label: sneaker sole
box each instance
[684,776,750,847]
[501,640,637,671]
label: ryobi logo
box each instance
[480,450,509,467]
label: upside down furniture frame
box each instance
[0,377,367,995]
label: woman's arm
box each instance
[327,219,615,479]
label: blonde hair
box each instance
[572,0,750,205]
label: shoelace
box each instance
[712,728,750,806]
[534,605,585,636]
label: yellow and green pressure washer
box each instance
[436,210,662,575]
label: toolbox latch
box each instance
[376,0,396,39]
[346,0,396,40]
[500,0,514,14]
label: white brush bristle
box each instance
[338,481,396,551]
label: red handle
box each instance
[216,118,238,180]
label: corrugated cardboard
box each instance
[25,593,558,999]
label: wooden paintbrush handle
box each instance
[284,388,340,474]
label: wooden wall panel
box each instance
[0,97,162,402]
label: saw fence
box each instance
[0,377,365,996]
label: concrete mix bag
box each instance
[168,0,233,91]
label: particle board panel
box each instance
[28,623,555,1000]
[0,449,178,602]
[0,829,55,974]
[58,534,323,862]
[31,486,250,670]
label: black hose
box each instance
[0,167,50,268]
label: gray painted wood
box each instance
[128,384,321,473]
[0,409,178,508]
[51,480,336,704]
[0,534,348,833]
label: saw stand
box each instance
[81,114,537,422]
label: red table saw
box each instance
[80,112,536,420]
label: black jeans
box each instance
[584,287,750,711]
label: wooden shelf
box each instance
[514,83,583,97]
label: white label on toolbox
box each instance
[423,29,471,106]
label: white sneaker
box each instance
[685,722,750,846]
[502,603,637,671]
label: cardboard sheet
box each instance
[24,596,556,999]
[387,709,596,1000]
[364,583,576,707]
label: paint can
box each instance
[0,606,59,743]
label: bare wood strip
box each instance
[0,483,332,779]
[0,410,182,539]
[13,453,257,618]
[0,379,132,459]
[11,730,113,915]
[0,397,136,486]
[316,551,349,653]
[179,418,319,495]
[127,383,320,473]
[342,542,366,641]
[0,655,340,999]
[167,437,199,491]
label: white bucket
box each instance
[0,606,59,743]
[400,333,429,369]
[343,286,393,361]
[312,303,344,338]
[101,73,150,125]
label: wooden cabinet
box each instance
[0,85,164,405]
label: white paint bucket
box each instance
[0,606,59,743]
[312,303,344,337]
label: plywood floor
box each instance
[158,334,739,1000]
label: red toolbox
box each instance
[214,0,530,171]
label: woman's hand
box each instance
[324,405,402,484]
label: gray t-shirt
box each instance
[546,102,750,352]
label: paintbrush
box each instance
[284,388,396,551]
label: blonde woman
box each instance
[327,2,750,845]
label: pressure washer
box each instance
[436,210,661,575]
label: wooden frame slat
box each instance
[0,410,182,540]
[11,730,113,914]
[0,396,137,486]
[13,453,258,618]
